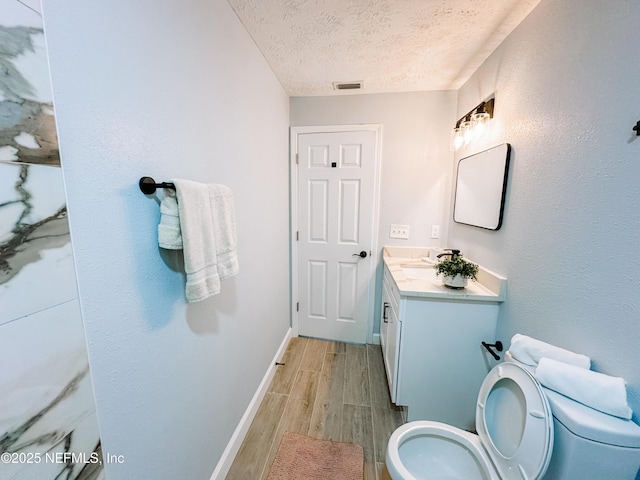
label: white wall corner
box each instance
[209,327,293,480]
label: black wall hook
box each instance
[139,177,176,194]
[633,120,640,136]
[482,340,503,361]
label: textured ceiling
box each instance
[226,0,542,96]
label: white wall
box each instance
[290,92,457,333]
[42,0,290,478]
[449,0,640,420]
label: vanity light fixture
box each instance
[450,98,495,151]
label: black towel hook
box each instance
[139,177,176,194]
[482,341,503,361]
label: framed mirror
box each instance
[453,143,511,230]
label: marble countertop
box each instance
[383,246,506,303]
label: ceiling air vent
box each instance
[333,81,363,91]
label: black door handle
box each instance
[352,250,367,258]
[383,302,389,323]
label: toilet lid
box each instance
[476,362,554,480]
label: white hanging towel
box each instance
[158,189,183,249]
[172,179,239,302]
[209,183,239,281]
[508,333,591,369]
[535,357,633,420]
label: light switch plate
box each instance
[390,224,410,239]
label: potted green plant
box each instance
[434,254,479,289]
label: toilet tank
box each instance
[503,353,640,479]
[541,388,640,480]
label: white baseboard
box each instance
[372,333,381,345]
[210,327,293,480]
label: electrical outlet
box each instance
[431,225,440,239]
[390,224,410,239]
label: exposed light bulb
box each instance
[471,112,490,139]
[450,127,464,151]
[461,120,474,145]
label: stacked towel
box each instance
[535,357,632,420]
[157,189,183,249]
[165,179,239,303]
[509,333,591,369]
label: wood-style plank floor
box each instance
[225,337,405,480]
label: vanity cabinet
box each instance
[380,263,501,431]
[380,265,401,397]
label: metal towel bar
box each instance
[482,341,503,361]
[139,177,176,194]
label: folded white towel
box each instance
[535,357,632,419]
[509,333,591,369]
[172,179,238,303]
[158,189,183,249]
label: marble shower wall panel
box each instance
[0,0,60,165]
[1,1,105,479]
[0,301,98,479]
[11,414,105,480]
[0,162,77,325]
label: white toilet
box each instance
[386,356,640,480]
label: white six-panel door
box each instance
[293,127,379,344]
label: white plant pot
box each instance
[443,274,468,289]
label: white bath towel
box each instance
[508,333,591,369]
[208,184,239,280]
[535,357,633,419]
[157,189,183,249]
[172,179,238,303]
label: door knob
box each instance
[352,250,367,258]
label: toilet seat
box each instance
[386,362,554,480]
[386,422,497,480]
[476,362,554,479]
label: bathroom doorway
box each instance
[290,125,381,344]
